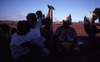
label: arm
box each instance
[42,5,55,28]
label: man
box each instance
[84,8,100,44]
[26,5,55,58]
[54,14,78,54]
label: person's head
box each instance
[36,10,42,18]
[26,13,37,28]
[17,20,30,35]
[62,14,72,26]
[93,8,100,16]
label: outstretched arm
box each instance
[46,5,55,18]
[42,5,55,23]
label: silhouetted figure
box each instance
[0,24,12,62]
[0,24,10,39]
[10,26,17,36]
[40,5,55,41]
[35,5,55,55]
[0,28,8,62]
[54,14,79,55]
[10,21,36,62]
[26,12,50,61]
[36,10,45,20]
[84,8,100,44]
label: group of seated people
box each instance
[0,6,100,62]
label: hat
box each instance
[63,14,72,24]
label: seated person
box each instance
[54,14,78,54]
[10,21,42,62]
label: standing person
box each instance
[26,6,54,59]
[26,13,50,62]
[35,10,46,37]
[54,14,79,54]
[35,6,55,54]
[36,10,45,20]
[35,5,55,41]
[84,8,100,44]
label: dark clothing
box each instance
[54,25,78,54]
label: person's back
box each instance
[55,26,77,43]
[54,14,78,54]
[10,21,33,62]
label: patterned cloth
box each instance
[54,26,78,53]
[54,26,78,42]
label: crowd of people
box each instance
[0,5,100,62]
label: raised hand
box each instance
[47,5,55,10]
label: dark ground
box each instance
[1,22,100,62]
[48,36,100,62]
[49,23,100,62]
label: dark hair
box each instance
[26,13,37,21]
[93,8,100,16]
[36,10,42,16]
[17,21,30,35]
[26,13,37,28]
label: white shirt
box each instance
[10,32,31,60]
[27,19,42,40]
[10,20,49,60]
[85,12,98,22]
[27,19,50,55]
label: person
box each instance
[36,10,45,20]
[54,14,79,55]
[35,6,55,55]
[26,5,54,59]
[10,21,42,62]
[0,24,10,40]
[0,28,11,62]
[35,10,46,37]
[0,24,12,62]
[10,21,30,62]
[84,8,100,45]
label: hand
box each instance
[47,5,55,10]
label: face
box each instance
[36,11,42,18]
[26,13,37,28]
